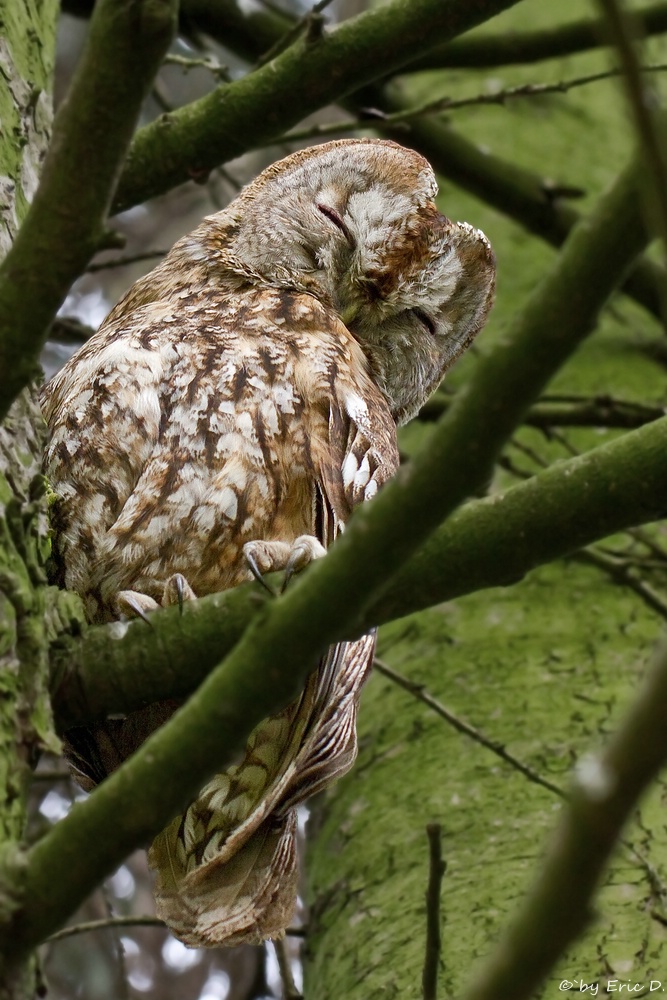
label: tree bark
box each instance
[0,4,63,996]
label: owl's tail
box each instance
[148,632,375,946]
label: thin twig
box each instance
[508,436,550,469]
[86,250,166,273]
[258,0,336,66]
[46,915,166,943]
[101,884,129,1000]
[273,938,303,1000]
[31,769,73,782]
[422,824,446,1000]
[574,548,667,620]
[284,63,667,144]
[375,656,667,898]
[163,53,230,80]
[419,392,666,431]
[374,659,566,799]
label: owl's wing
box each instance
[150,374,397,947]
[41,313,170,610]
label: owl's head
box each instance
[207,139,496,424]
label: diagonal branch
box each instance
[0,0,177,422]
[407,0,667,70]
[111,0,525,212]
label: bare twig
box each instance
[575,548,667,620]
[258,0,336,65]
[597,0,667,259]
[422,824,446,1000]
[373,659,565,799]
[285,64,667,144]
[31,769,73,782]
[274,938,303,1000]
[419,393,666,430]
[86,250,167,273]
[374,659,666,900]
[47,915,166,943]
[163,52,230,80]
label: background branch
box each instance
[407,1,667,70]
[111,0,523,212]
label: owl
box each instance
[41,138,495,947]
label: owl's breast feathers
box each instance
[42,283,398,624]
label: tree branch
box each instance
[459,636,667,1000]
[0,0,177,422]
[597,0,667,259]
[111,0,524,212]
[287,63,667,141]
[407,0,667,70]
[419,393,666,429]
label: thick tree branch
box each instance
[459,636,667,1000]
[407,1,667,70]
[0,0,177,422]
[111,0,524,212]
[52,411,667,730]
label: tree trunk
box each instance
[0,4,60,996]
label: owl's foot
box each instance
[116,590,159,625]
[162,573,196,614]
[243,535,326,594]
[115,574,196,623]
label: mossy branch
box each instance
[51,410,667,730]
[0,0,177,422]
[407,0,667,70]
[459,636,667,1000]
[111,0,524,212]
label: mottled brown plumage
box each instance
[41,138,495,947]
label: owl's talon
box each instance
[163,573,196,614]
[281,535,327,593]
[243,544,277,596]
[116,590,159,625]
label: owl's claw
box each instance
[243,543,278,596]
[162,573,196,614]
[243,536,326,595]
[116,590,159,625]
[281,536,326,593]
